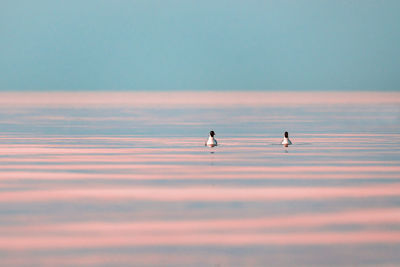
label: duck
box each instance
[205,130,218,147]
[281,131,292,146]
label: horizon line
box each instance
[0,91,399,108]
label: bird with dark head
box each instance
[206,130,218,147]
[282,131,292,146]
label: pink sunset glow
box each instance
[2,208,399,234]
[1,91,399,266]
[0,184,400,203]
[0,91,398,108]
[0,232,400,250]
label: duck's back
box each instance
[282,137,292,145]
[206,136,217,147]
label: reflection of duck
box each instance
[281,131,292,146]
[205,131,218,147]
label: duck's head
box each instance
[284,131,289,138]
[210,131,215,137]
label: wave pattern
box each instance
[0,92,399,266]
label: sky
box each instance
[1,0,399,91]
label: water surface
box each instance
[0,92,399,266]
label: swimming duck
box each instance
[205,130,218,147]
[281,131,292,146]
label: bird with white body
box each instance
[281,131,292,147]
[205,130,218,147]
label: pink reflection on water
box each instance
[0,92,399,265]
[3,208,400,234]
[0,92,399,107]
[1,184,400,202]
[1,232,400,250]
[1,164,399,173]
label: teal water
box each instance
[0,92,399,266]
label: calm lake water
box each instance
[0,92,399,266]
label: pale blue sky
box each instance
[1,0,399,91]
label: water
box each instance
[0,92,399,266]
